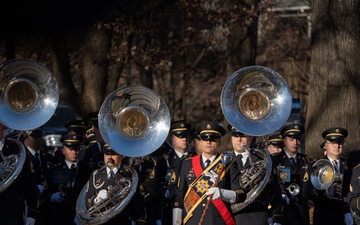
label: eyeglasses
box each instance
[326,141,344,147]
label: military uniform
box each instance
[271,123,311,225]
[26,128,55,225]
[304,127,351,225]
[136,154,161,225]
[146,120,192,225]
[305,156,349,225]
[45,160,88,225]
[227,125,284,225]
[173,122,238,225]
[25,128,55,190]
[343,149,360,211]
[84,144,146,225]
[81,137,104,176]
[232,151,284,225]
[0,138,41,225]
[45,134,88,225]
[80,111,105,177]
[348,164,360,225]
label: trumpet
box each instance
[310,159,343,200]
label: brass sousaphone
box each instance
[220,66,292,212]
[0,59,59,193]
[76,86,170,225]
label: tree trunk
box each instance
[306,0,360,159]
[82,25,111,114]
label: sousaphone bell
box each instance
[76,85,170,225]
[221,66,292,136]
[0,59,59,192]
[220,66,292,212]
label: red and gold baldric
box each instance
[183,154,235,225]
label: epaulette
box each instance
[353,163,360,170]
[53,162,62,167]
[162,152,170,159]
[184,156,192,161]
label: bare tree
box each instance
[306,0,360,159]
[0,0,267,131]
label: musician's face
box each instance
[231,135,252,153]
[104,154,123,169]
[62,145,79,163]
[25,135,43,150]
[283,136,300,156]
[325,140,343,160]
[171,135,189,153]
[200,138,220,156]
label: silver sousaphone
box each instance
[0,59,59,193]
[76,85,170,225]
[220,66,292,213]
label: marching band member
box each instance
[304,127,352,225]
[0,124,40,225]
[25,127,55,225]
[45,134,88,225]
[272,123,311,225]
[266,133,284,156]
[227,125,284,225]
[147,120,192,225]
[348,163,360,225]
[173,122,243,225]
[84,144,146,225]
[81,112,105,175]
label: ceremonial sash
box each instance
[183,154,235,225]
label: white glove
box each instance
[206,187,236,203]
[25,217,36,225]
[94,189,108,204]
[37,184,44,193]
[155,220,162,225]
[173,208,182,225]
[344,213,354,225]
[273,223,282,225]
[74,215,81,225]
[206,187,221,200]
[268,217,273,225]
[51,192,64,203]
[282,194,289,205]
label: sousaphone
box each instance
[76,85,170,225]
[0,59,59,192]
[220,66,292,212]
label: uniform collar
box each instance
[284,151,297,162]
[106,166,120,176]
[65,159,77,169]
[174,149,187,158]
[201,154,216,164]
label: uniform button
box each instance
[202,203,206,206]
